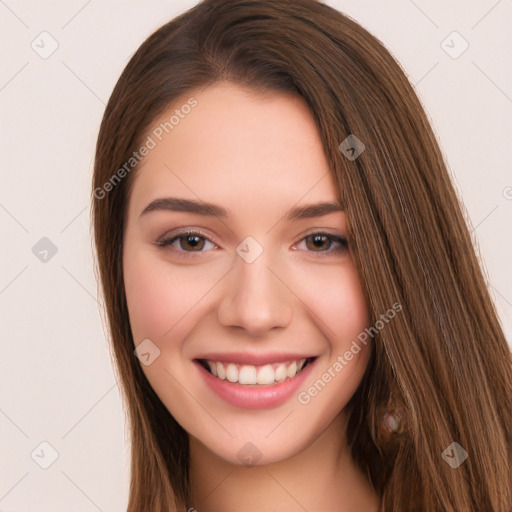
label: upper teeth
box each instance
[205,359,308,385]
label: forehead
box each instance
[128,82,339,217]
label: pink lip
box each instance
[196,351,315,365]
[195,358,316,409]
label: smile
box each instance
[198,358,313,386]
[195,355,317,409]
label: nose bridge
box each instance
[217,239,293,335]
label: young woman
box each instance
[91,1,512,511]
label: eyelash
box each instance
[155,229,349,259]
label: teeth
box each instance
[208,361,217,376]
[238,365,257,385]
[216,361,226,380]
[287,361,297,378]
[226,363,238,383]
[256,364,274,385]
[203,358,310,386]
[274,364,287,382]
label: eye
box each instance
[296,232,349,255]
[155,230,216,255]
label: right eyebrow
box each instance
[138,197,231,219]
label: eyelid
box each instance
[297,227,347,240]
[294,226,348,243]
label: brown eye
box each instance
[298,233,349,255]
[156,230,216,255]
[179,234,205,251]
[305,234,331,251]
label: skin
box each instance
[123,82,379,512]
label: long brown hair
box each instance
[91,1,512,510]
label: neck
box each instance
[187,413,379,512]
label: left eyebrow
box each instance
[285,201,344,221]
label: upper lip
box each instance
[195,352,317,365]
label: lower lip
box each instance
[196,359,316,409]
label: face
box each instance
[123,81,371,465]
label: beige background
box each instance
[1,0,511,510]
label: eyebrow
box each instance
[138,197,343,221]
[139,197,228,218]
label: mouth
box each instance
[196,357,316,386]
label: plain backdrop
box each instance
[1,1,511,510]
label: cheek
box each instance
[123,243,230,345]
[123,252,173,340]
[333,273,369,344]
[291,265,371,421]
[294,262,369,347]
[123,248,196,341]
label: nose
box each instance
[217,248,293,337]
